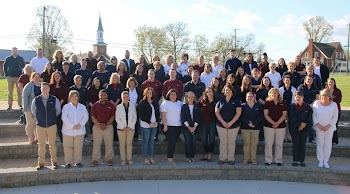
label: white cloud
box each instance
[267,14,305,37]
[229,11,262,30]
[331,15,350,42]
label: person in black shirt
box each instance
[181,65,194,84]
[184,70,205,101]
[75,59,93,88]
[224,49,242,75]
[153,61,165,83]
[69,75,88,105]
[61,62,75,87]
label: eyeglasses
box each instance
[270,66,275,68]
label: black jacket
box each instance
[138,99,160,124]
[181,103,201,128]
[122,58,136,74]
[288,102,313,133]
[319,64,329,88]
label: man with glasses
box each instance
[184,70,205,101]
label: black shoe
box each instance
[154,137,159,142]
[7,107,12,110]
[277,163,283,166]
[65,164,71,168]
[292,162,298,167]
[133,138,139,142]
[53,162,59,169]
[300,162,306,167]
[218,160,225,165]
[76,163,83,168]
[229,161,235,165]
[265,163,271,166]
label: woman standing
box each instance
[251,68,262,92]
[263,88,288,166]
[52,50,64,71]
[209,77,222,99]
[218,69,227,90]
[241,75,253,103]
[294,55,306,76]
[160,89,183,163]
[212,55,223,77]
[115,91,137,166]
[288,90,313,167]
[87,78,103,134]
[282,62,301,89]
[91,61,111,88]
[200,64,215,87]
[241,92,263,165]
[325,78,342,145]
[256,77,272,106]
[179,53,190,76]
[226,74,241,101]
[106,56,118,73]
[22,72,41,144]
[276,58,288,76]
[106,73,124,106]
[117,61,129,87]
[313,89,338,168]
[199,87,217,162]
[265,63,282,89]
[215,85,242,165]
[235,67,246,87]
[40,62,54,83]
[61,90,89,168]
[69,54,81,73]
[131,64,147,90]
[242,53,258,75]
[181,92,201,162]
[138,87,160,165]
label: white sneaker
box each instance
[318,161,324,168]
[324,162,330,169]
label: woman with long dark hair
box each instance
[40,62,54,83]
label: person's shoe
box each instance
[243,160,248,165]
[265,163,271,166]
[324,162,330,169]
[91,160,98,167]
[7,107,12,110]
[185,158,191,162]
[300,162,306,167]
[76,163,83,168]
[277,163,283,166]
[128,160,134,165]
[287,139,292,143]
[150,158,156,164]
[191,158,195,162]
[133,138,139,142]
[218,160,225,165]
[121,161,126,166]
[154,137,159,142]
[53,162,59,169]
[168,158,175,163]
[229,161,235,165]
[107,160,113,166]
[292,162,298,167]
[200,157,208,161]
[144,159,151,165]
[318,161,324,168]
[252,161,257,165]
[65,164,71,168]
[36,164,44,170]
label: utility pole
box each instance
[347,23,349,75]
[42,6,46,54]
[233,28,240,51]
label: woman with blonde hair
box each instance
[106,73,124,106]
[52,50,64,71]
[313,89,338,168]
[241,75,253,103]
[181,91,201,162]
[61,90,89,168]
[200,63,215,87]
[212,55,222,77]
[69,54,81,73]
[263,88,288,166]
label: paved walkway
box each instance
[1,180,350,194]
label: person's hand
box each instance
[223,122,230,129]
[323,125,331,131]
[163,125,168,132]
[248,121,255,128]
[99,123,107,130]
[316,123,324,131]
[150,123,156,128]
[299,122,306,131]
[272,122,279,129]
[89,103,93,107]
[73,124,81,130]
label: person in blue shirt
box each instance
[300,65,322,90]
[282,62,301,88]
[91,61,111,88]
[215,84,242,165]
[224,49,242,75]
[106,56,118,73]
[69,75,88,106]
[69,54,81,73]
[75,59,93,88]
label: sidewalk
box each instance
[1,180,349,194]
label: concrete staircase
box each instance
[0,110,349,188]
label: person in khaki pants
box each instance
[215,85,242,165]
[115,91,137,166]
[31,82,61,170]
[61,90,89,168]
[263,88,288,166]
[240,92,264,165]
[90,89,116,167]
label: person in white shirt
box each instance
[163,55,174,75]
[200,64,215,87]
[179,53,191,76]
[115,91,137,166]
[265,63,281,88]
[212,55,223,77]
[313,89,338,169]
[30,48,49,73]
[61,90,89,168]
[160,89,183,163]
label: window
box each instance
[335,52,338,58]
[305,53,308,58]
[331,61,334,67]
[314,52,319,57]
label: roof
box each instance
[313,42,338,58]
[98,15,104,32]
[0,49,36,62]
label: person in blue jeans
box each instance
[181,91,201,162]
[199,87,217,162]
[138,87,160,165]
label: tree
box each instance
[192,34,212,62]
[303,16,334,42]
[133,25,167,62]
[26,5,73,61]
[163,22,191,61]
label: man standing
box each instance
[31,82,61,170]
[122,50,136,74]
[3,47,25,110]
[90,89,116,167]
[225,49,242,75]
[141,69,163,102]
[75,59,93,88]
[162,69,184,100]
[86,51,98,72]
[184,70,205,101]
[313,57,329,88]
[30,48,49,74]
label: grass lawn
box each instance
[0,73,349,106]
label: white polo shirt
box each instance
[265,71,281,88]
[30,57,49,73]
[160,100,182,126]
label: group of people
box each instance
[3,47,341,170]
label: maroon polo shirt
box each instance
[264,100,288,128]
[162,79,183,100]
[200,99,217,122]
[258,62,269,77]
[141,79,163,101]
[194,64,205,74]
[91,101,116,123]
[18,74,30,87]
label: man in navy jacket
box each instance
[225,50,242,75]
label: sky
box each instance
[1,0,349,62]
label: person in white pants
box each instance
[312,89,338,169]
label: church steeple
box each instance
[96,14,105,44]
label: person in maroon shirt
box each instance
[17,65,33,124]
[199,87,217,162]
[326,78,342,144]
[90,89,116,167]
[162,69,183,100]
[141,69,163,102]
[258,53,269,77]
[49,71,69,142]
[263,88,288,166]
[194,55,205,74]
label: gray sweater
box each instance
[22,82,41,115]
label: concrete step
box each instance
[0,110,22,119]
[0,123,25,137]
[0,134,350,159]
[1,154,350,188]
